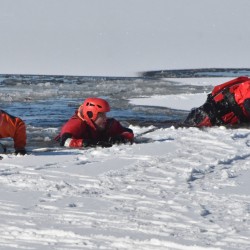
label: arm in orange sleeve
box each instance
[13,117,27,150]
[0,110,27,150]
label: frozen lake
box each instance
[1,70,249,150]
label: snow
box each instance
[130,93,207,111]
[129,78,231,111]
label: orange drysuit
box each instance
[0,110,26,150]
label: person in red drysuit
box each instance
[183,76,250,127]
[0,109,27,154]
[57,97,134,148]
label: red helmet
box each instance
[78,97,110,128]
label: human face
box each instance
[94,112,107,131]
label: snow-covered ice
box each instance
[1,77,250,249]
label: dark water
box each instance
[0,73,205,129]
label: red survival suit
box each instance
[58,111,134,147]
[183,76,250,127]
[0,110,27,153]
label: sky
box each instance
[1,0,250,76]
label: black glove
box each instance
[96,141,113,148]
[109,135,126,144]
[243,99,250,118]
[83,139,113,148]
[109,132,134,145]
[15,149,27,155]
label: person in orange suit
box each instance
[183,76,250,127]
[0,110,27,155]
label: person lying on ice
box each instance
[183,76,250,127]
[0,110,27,155]
[57,97,134,148]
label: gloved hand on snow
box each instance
[109,132,134,145]
[83,139,113,148]
[96,140,113,148]
[15,148,27,155]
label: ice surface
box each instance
[1,77,250,249]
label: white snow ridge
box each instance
[1,123,250,249]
